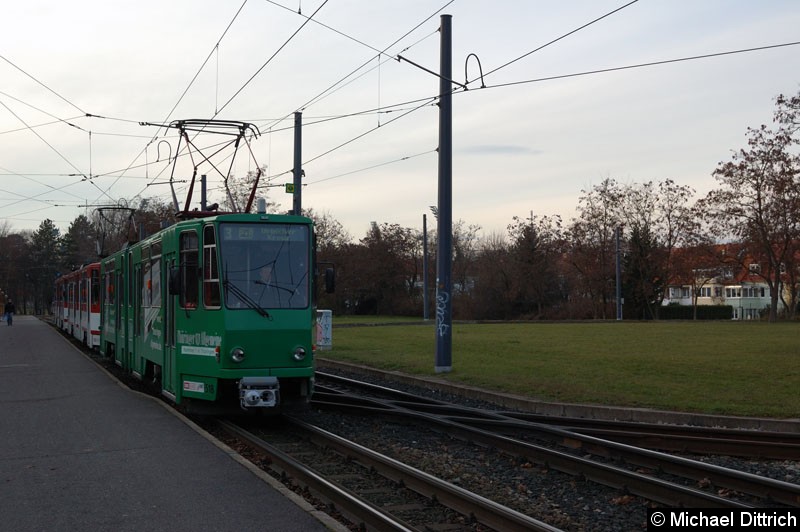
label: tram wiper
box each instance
[223,280,270,318]
[288,271,309,303]
[254,280,294,293]
[255,279,307,309]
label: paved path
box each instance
[0,316,342,532]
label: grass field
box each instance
[320,319,800,418]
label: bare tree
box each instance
[698,104,800,321]
[302,208,352,311]
[617,179,698,316]
[341,222,421,315]
[304,208,352,254]
[471,231,513,319]
[0,220,13,239]
[774,91,800,319]
[132,197,179,237]
[452,219,481,296]
[567,178,623,319]
[92,201,137,257]
[220,167,273,213]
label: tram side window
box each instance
[203,226,221,308]
[180,232,199,309]
[128,254,133,307]
[142,246,151,308]
[136,247,149,336]
[116,271,123,329]
[151,241,162,309]
[91,269,100,307]
[103,267,113,329]
[80,273,87,306]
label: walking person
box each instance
[4,298,15,326]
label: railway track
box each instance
[216,417,560,532]
[312,372,800,509]
[325,390,800,460]
[314,371,800,458]
[200,370,799,530]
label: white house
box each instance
[662,262,779,320]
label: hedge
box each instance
[659,304,734,320]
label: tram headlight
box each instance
[293,347,306,361]
[230,347,245,363]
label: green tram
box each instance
[100,210,322,414]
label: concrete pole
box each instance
[293,112,302,215]
[616,226,623,320]
[435,14,453,373]
[201,174,207,211]
[423,213,429,320]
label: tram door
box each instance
[76,273,83,342]
[67,281,75,336]
[133,258,142,378]
[163,254,176,399]
[115,266,124,367]
[126,252,135,371]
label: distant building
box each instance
[662,251,784,320]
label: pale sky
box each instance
[2,0,799,240]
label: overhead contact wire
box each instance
[0,54,87,115]
[473,0,640,85]
[482,41,800,91]
[100,0,251,204]
[215,0,331,116]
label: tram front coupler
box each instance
[239,376,280,409]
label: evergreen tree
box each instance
[30,219,61,314]
[622,225,664,320]
[61,215,97,271]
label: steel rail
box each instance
[218,419,417,532]
[311,389,799,507]
[314,373,800,504]
[283,416,562,532]
[502,412,800,440]
[557,428,800,460]
[367,399,800,459]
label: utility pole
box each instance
[423,213,429,320]
[292,111,302,215]
[200,174,207,211]
[616,226,623,320]
[435,14,453,373]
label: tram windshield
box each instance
[219,223,309,310]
